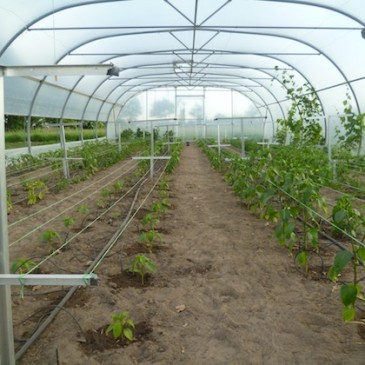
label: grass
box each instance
[5,128,106,149]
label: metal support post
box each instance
[150,122,154,178]
[241,119,245,157]
[59,123,70,179]
[118,122,122,153]
[0,71,16,365]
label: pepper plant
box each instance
[139,229,162,253]
[328,195,365,321]
[128,254,157,285]
[106,312,135,341]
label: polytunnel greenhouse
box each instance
[2,0,365,364]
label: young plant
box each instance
[11,258,37,274]
[139,229,162,253]
[113,180,124,193]
[106,312,135,341]
[96,198,106,209]
[128,254,157,285]
[101,187,112,200]
[42,229,61,254]
[150,201,169,216]
[141,213,160,230]
[63,216,75,228]
[24,179,48,205]
[78,204,90,215]
[327,196,365,321]
[7,190,12,213]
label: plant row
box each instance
[102,141,182,343]
[198,139,365,323]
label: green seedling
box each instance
[7,190,12,213]
[150,201,168,216]
[106,312,135,341]
[24,179,48,205]
[55,177,68,192]
[96,198,106,209]
[139,229,162,253]
[113,181,124,192]
[11,258,37,274]
[63,216,75,228]
[78,204,90,215]
[101,187,112,199]
[129,254,157,285]
[141,213,160,230]
[159,180,170,191]
[42,229,61,254]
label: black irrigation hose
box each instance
[14,171,151,361]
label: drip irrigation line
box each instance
[9,159,137,228]
[25,169,150,274]
[270,180,365,249]
[90,163,167,274]
[9,163,139,245]
[14,305,87,360]
[14,159,167,361]
[6,160,52,177]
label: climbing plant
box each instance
[275,66,323,146]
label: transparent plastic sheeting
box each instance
[1,0,365,123]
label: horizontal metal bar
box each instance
[208,144,231,147]
[2,64,113,77]
[29,25,362,31]
[132,156,171,160]
[44,123,83,127]
[46,158,84,161]
[0,274,98,286]
[214,116,267,120]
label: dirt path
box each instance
[19,145,364,365]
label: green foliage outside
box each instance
[5,128,106,149]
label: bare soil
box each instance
[14,145,365,364]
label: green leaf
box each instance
[334,250,353,270]
[327,267,338,282]
[296,251,309,268]
[340,284,357,306]
[342,306,356,322]
[356,247,365,261]
[113,323,122,339]
[334,210,347,223]
[123,327,134,341]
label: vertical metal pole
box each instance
[144,91,148,141]
[26,115,32,155]
[167,126,171,153]
[203,87,206,125]
[327,116,332,162]
[150,121,154,178]
[59,124,69,179]
[217,124,221,156]
[80,122,84,146]
[175,87,179,138]
[0,71,16,365]
[118,122,121,153]
[241,119,245,158]
[231,89,234,139]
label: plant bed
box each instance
[107,270,154,288]
[81,321,153,353]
